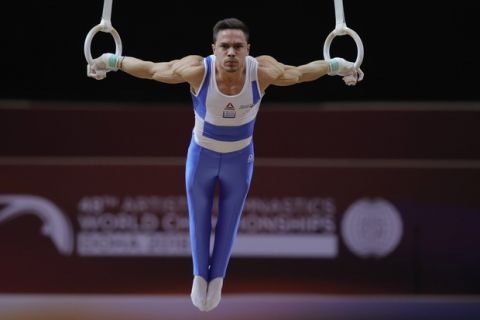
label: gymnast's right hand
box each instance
[87,53,119,80]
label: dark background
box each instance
[2,1,479,104]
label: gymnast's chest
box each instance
[205,89,257,121]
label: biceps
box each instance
[271,68,301,86]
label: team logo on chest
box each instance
[223,103,236,118]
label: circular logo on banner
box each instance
[341,198,403,258]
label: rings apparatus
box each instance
[84,0,122,65]
[323,0,364,69]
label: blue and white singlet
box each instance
[185,54,263,280]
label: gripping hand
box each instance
[327,57,364,86]
[87,53,122,80]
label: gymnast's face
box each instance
[212,29,250,73]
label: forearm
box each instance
[121,56,187,84]
[296,60,330,83]
[119,56,162,80]
[276,61,330,86]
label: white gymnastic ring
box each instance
[323,27,364,69]
[84,24,123,65]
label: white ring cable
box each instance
[84,0,123,66]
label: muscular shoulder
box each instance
[255,55,286,90]
[178,55,204,66]
[256,55,284,77]
[175,55,204,75]
[174,55,205,87]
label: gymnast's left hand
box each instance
[87,53,117,80]
[328,57,364,86]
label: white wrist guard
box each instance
[327,58,341,76]
[106,53,124,71]
[327,57,357,78]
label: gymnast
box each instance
[87,17,363,311]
